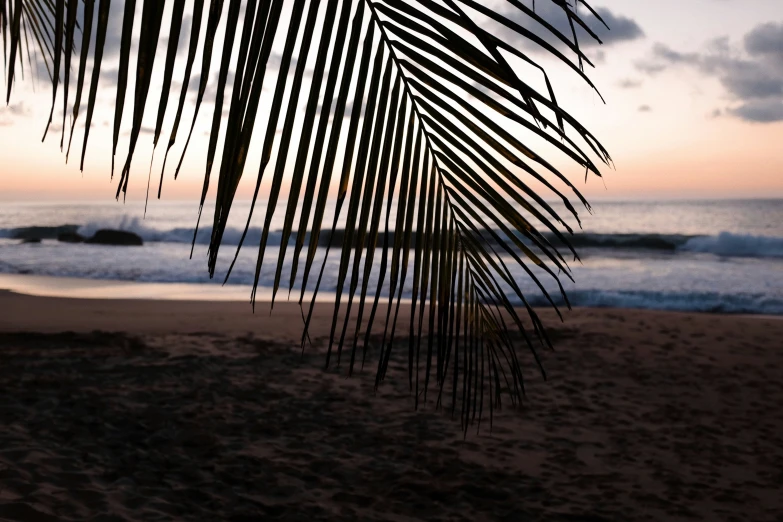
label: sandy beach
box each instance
[1,289,781,521]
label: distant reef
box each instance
[11,226,143,246]
[11,225,80,240]
[57,232,85,243]
[84,229,143,246]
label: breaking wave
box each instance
[2,221,782,259]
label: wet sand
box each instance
[1,290,781,521]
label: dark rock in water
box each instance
[20,238,42,244]
[85,229,143,246]
[57,232,85,243]
[11,224,80,240]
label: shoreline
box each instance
[1,273,781,320]
[1,282,781,341]
[0,273,267,302]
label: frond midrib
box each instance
[366,0,568,306]
[365,0,560,386]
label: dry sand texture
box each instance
[1,291,782,521]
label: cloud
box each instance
[185,52,314,103]
[315,99,356,120]
[177,16,193,57]
[635,61,666,75]
[618,79,642,89]
[189,71,237,102]
[729,100,783,123]
[268,53,313,78]
[721,63,783,99]
[745,22,783,61]
[6,102,31,116]
[101,1,128,59]
[101,5,190,66]
[490,4,644,53]
[48,121,64,134]
[101,68,120,87]
[0,101,35,128]
[121,125,155,137]
[589,49,606,64]
[188,74,202,94]
[636,23,783,123]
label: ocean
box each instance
[1,199,781,314]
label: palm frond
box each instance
[3,0,612,428]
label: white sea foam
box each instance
[2,201,782,315]
[680,232,783,258]
[523,289,783,315]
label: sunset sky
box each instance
[1,0,781,202]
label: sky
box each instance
[0,0,782,203]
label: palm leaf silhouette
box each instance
[2,0,612,427]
